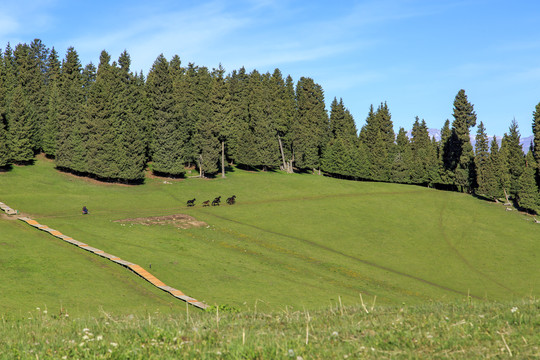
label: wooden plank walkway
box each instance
[0,201,18,215]
[1,202,208,309]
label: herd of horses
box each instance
[186,195,236,207]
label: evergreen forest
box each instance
[1,40,540,214]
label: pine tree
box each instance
[7,85,34,163]
[211,65,231,176]
[85,51,115,177]
[0,111,9,167]
[2,44,16,99]
[13,43,42,153]
[438,119,452,185]
[375,102,395,153]
[517,150,539,213]
[112,51,147,181]
[281,75,297,172]
[28,39,50,151]
[533,102,540,165]
[191,66,219,176]
[322,98,359,177]
[486,137,504,200]
[474,121,490,195]
[42,48,61,157]
[255,72,281,170]
[292,77,328,172]
[444,90,477,192]
[146,54,187,177]
[55,47,85,171]
[360,103,394,181]
[532,102,540,189]
[502,119,525,197]
[410,117,431,185]
[269,69,294,172]
[391,127,411,183]
[225,67,250,165]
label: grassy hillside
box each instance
[1,157,539,316]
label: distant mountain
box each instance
[406,129,533,153]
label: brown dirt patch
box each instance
[114,214,207,229]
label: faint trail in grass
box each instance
[438,202,514,293]
[202,211,481,300]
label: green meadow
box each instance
[1,157,538,318]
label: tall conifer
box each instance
[292,77,328,172]
[502,119,525,197]
[474,122,491,195]
[444,90,477,192]
[7,85,34,163]
[517,150,539,213]
[42,48,61,157]
[391,127,411,183]
[56,47,85,171]
[147,54,186,176]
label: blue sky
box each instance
[2,0,539,137]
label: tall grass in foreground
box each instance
[1,298,538,359]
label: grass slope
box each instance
[2,300,539,359]
[1,157,539,316]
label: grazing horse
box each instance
[187,198,196,207]
[226,195,236,205]
[212,196,221,206]
[202,200,210,207]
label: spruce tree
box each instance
[225,67,250,165]
[486,137,503,200]
[533,102,540,165]
[474,121,490,195]
[42,48,61,157]
[28,39,50,151]
[444,90,477,192]
[360,103,394,181]
[517,150,539,213]
[502,119,525,197]
[532,102,540,189]
[13,43,42,153]
[0,112,9,167]
[322,98,358,177]
[292,77,328,172]
[211,65,231,176]
[281,75,297,172]
[391,127,411,183]
[269,69,294,172]
[113,51,147,181]
[85,51,115,177]
[7,85,34,163]
[438,119,452,185]
[146,54,186,177]
[410,117,431,185]
[191,66,219,176]
[56,47,85,171]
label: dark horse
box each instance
[226,195,236,205]
[202,200,210,207]
[212,196,221,206]
[187,198,196,207]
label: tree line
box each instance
[1,40,539,213]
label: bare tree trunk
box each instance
[503,188,511,205]
[278,135,286,171]
[198,154,204,178]
[221,140,226,178]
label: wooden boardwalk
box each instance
[1,202,208,309]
